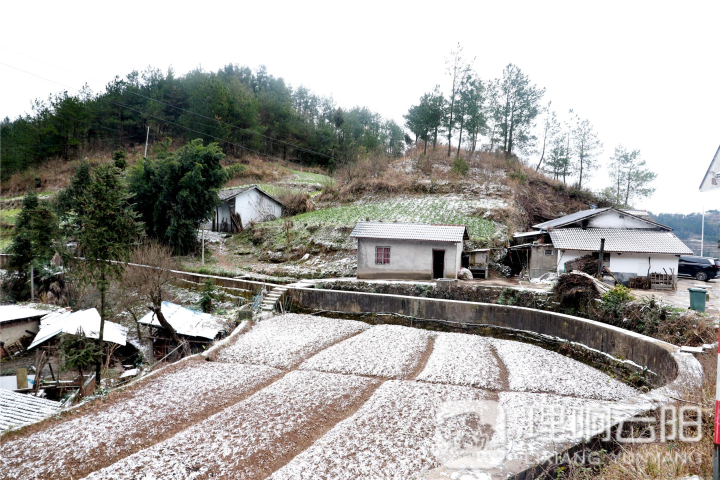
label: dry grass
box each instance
[556,352,715,480]
[223,155,284,185]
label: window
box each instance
[375,246,390,265]
[545,249,553,256]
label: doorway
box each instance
[432,250,445,279]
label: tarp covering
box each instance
[137,301,224,340]
[28,308,128,349]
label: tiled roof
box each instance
[549,228,693,255]
[218,185,284,206]
[0,389,61,432]
[218,186,254,201]
[350,222,469,242]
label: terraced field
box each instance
[268,195,500,240]
[0,314,643,480]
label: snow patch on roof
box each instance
[137,301,224,340]
[29,308,127,349]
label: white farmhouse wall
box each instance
[235,189,282,227]
[357,239,461,280]
[556,250,587,273]
[609,253,679,279]
[214,188,283,231]
[0,319,40,346]
[586,211,656,229]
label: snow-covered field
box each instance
[492,339,638,400]
[415,332,503,389]
[216,314,370,368]
[86,371,378,480]
[270,380,490,479]
[299,324,432,379]
[0,314,644,479]
[0,361,280,480]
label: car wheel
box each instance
[695,272,708,282]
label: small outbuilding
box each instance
[138,302,226,359]
[0,306,60,357]
[350,222,469,280]
[212,185,283,233]
[28,308,128,350]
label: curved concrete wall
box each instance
[288,287,699,389]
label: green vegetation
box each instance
[1,65,404,179]
[0,208,20,252]
[266,197,495,240]
[130,139,227,254]
[286,168,334,186]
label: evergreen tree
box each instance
[76,164,141,385]
[8,191,59,298]
[494,64,545,156]
[129,139,227,254]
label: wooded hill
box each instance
[0,64,405,180]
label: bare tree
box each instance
[123,240,185,352]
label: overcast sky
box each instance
[2,0,718,214]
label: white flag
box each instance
[699,145,720,192]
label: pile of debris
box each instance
[554,271,612,308]
[564,255,601,275]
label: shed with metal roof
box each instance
[350,222,469,280]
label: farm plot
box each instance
[268,196,497,240]
[0,361,280,480]
[498,391,633,464]
[270,380,492,480]
[216,314,370,369]
[492,339,638,400]
[415,332,503,389]
[299,324,432,379]
[86,370,379,480]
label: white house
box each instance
[212,185,283,232]
[350,222,469,280]
[530,207,692,284]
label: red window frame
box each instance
[375,246,390,265]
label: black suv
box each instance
[678,256,719,281]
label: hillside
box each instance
[183,148,605,279]
[652,210,720,258]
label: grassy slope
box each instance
[0,208,20,252]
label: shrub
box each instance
[225,163,247,179]
[508,169,527,184]
[279,190,314,216]
[451,157,469,176]
[112,150,127,170]
[199,280,217,313]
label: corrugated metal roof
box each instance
[28,309,128,350]
[549,228,693,255]
[350,222,469,242]
[533,208,610,229]
[622,210,650,217]
[137,301,224,340]
[0,305,60,324]
[534,207,670,231]
[513,231,544,238]
[0,389,61,432]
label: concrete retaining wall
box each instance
[288,287,691,387]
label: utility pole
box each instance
[144,126,150,158]
[30,263,34,300]
[701,204,705,257]
[201,229,205,265]
[597,238,605,279]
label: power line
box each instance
[0,48,336,160]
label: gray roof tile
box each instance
[549,228,693,255]
[350,222,469,242]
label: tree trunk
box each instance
[456,117,465,158]
[433,127,438,149]
[152,305,185,354]
[423,139,428,155]
[96,283,105,387]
